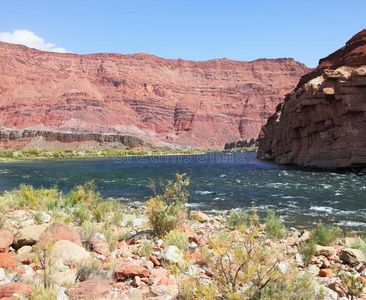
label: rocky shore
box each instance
[1,184,366,299]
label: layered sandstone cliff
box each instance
[0,41,308,149]
[257,30,366,169]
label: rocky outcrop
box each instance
[0,129,144,150]
[257,30,366,169]
[0,41,308,149]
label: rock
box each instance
[258,29,366,169]
[321,287,339,300]
[297,230,310,244]
[132,275,141,287]
[69,278,111,300]
[17,252,35,265]
[51,240,91,264]
[39,223,82,246]
[17,245,33,256]
[149,255,160,266]
[277,262,289,274]
[159,246,183,263]
[53,269,77,287]
[319,268,333,277]
[190,211,209,222]
[0,230,13,253]
[0,253,17,270]
[38,212,51,223]
[129,289,143,300]
[13,224,47,248]
[0,268,5,281]
[141,259,154,270]
[114,262,149,281]
[339,248,366,266]
[150,285,167,297]
[91,240,110,256]
[150,268,169,279]
[15,265,34,276]
[327,279,347,298]
[316,246,336,257]
[0,282,33,298]
[0,41,308,150]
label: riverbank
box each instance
[0,148,206,162]
[0,183,366,299]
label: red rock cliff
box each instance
[257,30,366,169]
[0,41,308,149]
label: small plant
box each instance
[78,221,97,249]
[34,212,43,225]
[297,239,317,267]
[340,272,365,296]
[34,239,55,289]
[265,211,287,240]
[228,209,248,229]
[76,259,104,282]
[312,223,342,246]
[28,285,57,300]
[139,240,154,258]
[350,237,366,255]
[164,229,188,250]
[146,173,189,237]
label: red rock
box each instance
[114,262,150,281]
[0,282,33,298]
[158,278,176,286]
[180,223,195,235]
[149,255,160,266]
[191,251,202,261]
[0,230,13,253]
[69,278,111,300]
[91,240,110,256]
[0,253,17,269]
[0,41,308,150]
[150,268,169,279]
[118,241,128,251]
[190,211,209,222]
[258,29,366,169]
[358,276,366,284]
[188,235,204,246]
[14,269,25,274]
[319,268,333,277]
[38,223,82,246]
[17,252,35,265]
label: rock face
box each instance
[0,41,308,149]
[258,30,366,168]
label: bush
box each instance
[297,239,317,267]
[265,211,287,240]
[164,229,188,250]
[146,173,189,237]
[76,259,104,282]
[312,223,342,246]
[29,285,57,300]
[228,209,248,229]
[139,240,154,258]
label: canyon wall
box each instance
[0,41,308,149]
[257,30,366,169]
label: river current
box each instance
[0,152,365,232]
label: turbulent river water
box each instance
[0,152,365,232]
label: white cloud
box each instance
[0,29,70,53]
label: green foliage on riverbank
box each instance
[0,148,204,161]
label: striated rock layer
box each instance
[0,41,308,149]
[257,30,366,169]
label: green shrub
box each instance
[297,239,317,267]
[139,240,154,258]
[265,211,287,240]
[350,237,366,256]
[312,223,342,246]
[76,259,104,282]
[164,229,188,250]
[340,272,365,296]
[146,173,189,237]
[228,209,248,229]
[29,285,57,300]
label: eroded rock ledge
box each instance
[0,129,145,150]
[257,30,366,169]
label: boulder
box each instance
[38,223,82,246]
[13,224,47,248]
[114,262,149,281]
[315,245,336,257]
[327,279,347,298]
[91,240,110,256]
[0,230,13,253]
[69,278,111,300]
[319,268,333,277]
[0,282,33,298]
[190,211,209,222]
[159,245,183,263]
[0,253,17,270]
[51,240,91,264]
[339,248,366,266]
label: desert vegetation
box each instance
[0,175,365,299]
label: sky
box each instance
[0,0,365,68]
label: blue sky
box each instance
[0,0,365,67]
